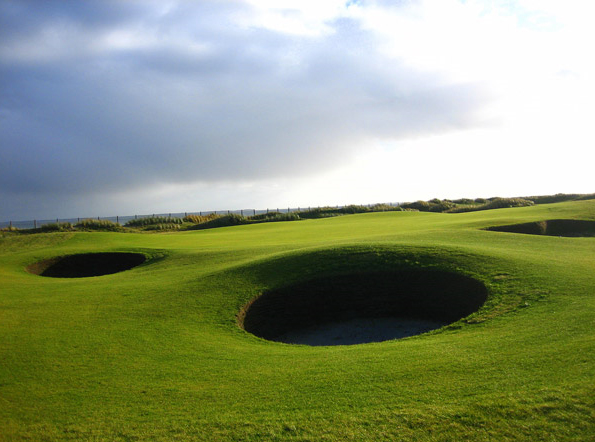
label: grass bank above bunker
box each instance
[238,249,489,346]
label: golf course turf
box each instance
[1,199,594,441]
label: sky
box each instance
[1,0,594,221]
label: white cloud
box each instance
[0,0,593,220]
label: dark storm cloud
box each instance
[0,0,488,199]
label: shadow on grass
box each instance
[485,219,595,237]
[27,252,147,278]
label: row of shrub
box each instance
[397,193,595,214]
[75,219,122,231]
[144,223,182,231]
[188,212,302,230]
[398,197,535,213]
[522,193,595,205]
[183,213,220,224]
[400,199,457,212]
[38,222,74,232]
[0,219,123,234]
[4,193,593,235]
[125,216,183,227]
[298,204,403,219]
[449,197,535,213]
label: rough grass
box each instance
[1,199,594,441]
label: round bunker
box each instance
[240,270,488,346]
[28,252,146,278]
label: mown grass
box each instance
[0,200,594,441]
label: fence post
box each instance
[116,216,119,224]
[200,211,202,216]
[34,220,37,229]
[253,209,256,216]
[56,218,59,223]
[241,209,243,216]
[266,208,269,214]
[135,215,137,219]
[9,221,12,228]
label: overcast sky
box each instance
[1,0,593,220]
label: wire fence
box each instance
[1,203,402,230]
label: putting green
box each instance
[1,200,594,441]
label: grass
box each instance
[1,199,594,441]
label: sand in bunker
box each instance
[276,317,447,346]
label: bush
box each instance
[339,205,371,214]
[450,197,534,213]
[370,203,402,212]
[75,219,122,231]
[482,198,534,210]
[429,200,456,212]
[144,223,181,231]
[400,201,432,211]
[190,214,248,230]
[576,193,595,201]
[183,213,220,224]
[248,212,281,221]
[524,193,595,204]
[276,212,301,221]
[299,207,342,219]
[38,222,73,232]
[125,216,183,227]
[250,212,300,222]
[453,198,475,205]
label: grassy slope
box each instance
[1,200,594,441]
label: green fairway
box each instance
[1,200,594,441]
